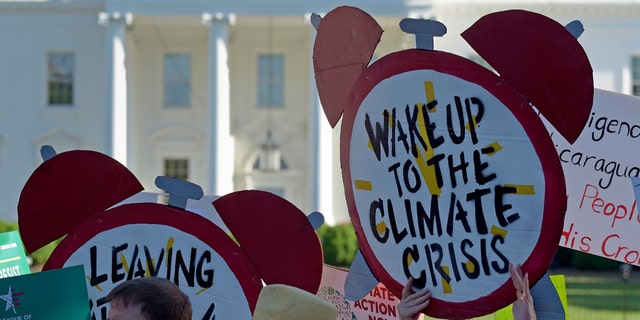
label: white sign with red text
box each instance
[318,265,421,320]
[549,88,640,264]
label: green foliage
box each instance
[0,220,18,233]
[572,250,620,270]
[30,238,62,265]
[317,223,359,267]
[563,272,640,317]
[0,220,59,266]
[553,246,574,268]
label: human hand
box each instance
[509,263,536,320]
[398,277,431,320]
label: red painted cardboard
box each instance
[17,150,143,253]
[214,190,324,294]
[462,9,593,144]
[313,6,383,128]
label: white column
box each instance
[99,11,132,165]
[202,13,235,196]
[307,16,335,224]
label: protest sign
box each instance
[340,51,564,318]
[0,265,90,319]
[322,264,568,320]
[313,7,592,319]
[0,231,30,279]
[43,204,262,320]
[18,147,325,320]
[318,265,414,320]
[549,89,640,265]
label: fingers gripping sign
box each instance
[398,278,431,320]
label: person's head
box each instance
[105,277,192,320]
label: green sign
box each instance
[0,231,30,279]
[0,265,90,319]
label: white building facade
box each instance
[1,0,639,224]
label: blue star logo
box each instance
[0,285,16,313]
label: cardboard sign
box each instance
[19,148,325,320]
[0,231,30,279]
[318,265,418,320]
[324,265,569,320]
[18,150,143,254]
[214,190,324,293]
[337,49,565,319]
[550,89,640,264]
[312,7,591,319]
[462,10,593,144]
[43,204,262,320]
[0,265,90,319]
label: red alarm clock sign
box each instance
[18,147,324,319]
[313,7,593,319]
[43,203,262,319]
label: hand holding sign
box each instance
[398,278,431,320]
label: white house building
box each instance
[1,0,639,224]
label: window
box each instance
[257,54,284,108]
[632,56,640,96]
[252,154,289,171]
[47,52,74,105]
[164,158,189,180]
[164,53,191,107]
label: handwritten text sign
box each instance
[44,203,261,320]
[318,265,417,320]
[340,50,565,318]
[550,89,640,264]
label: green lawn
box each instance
[423,270,640,319]
[562,271,640,320]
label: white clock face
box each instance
[60,223,253,319]
[65,224,251,319]
[349,69,545,302]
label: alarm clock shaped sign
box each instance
[18,147,324,319]
[313,7,593,319]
